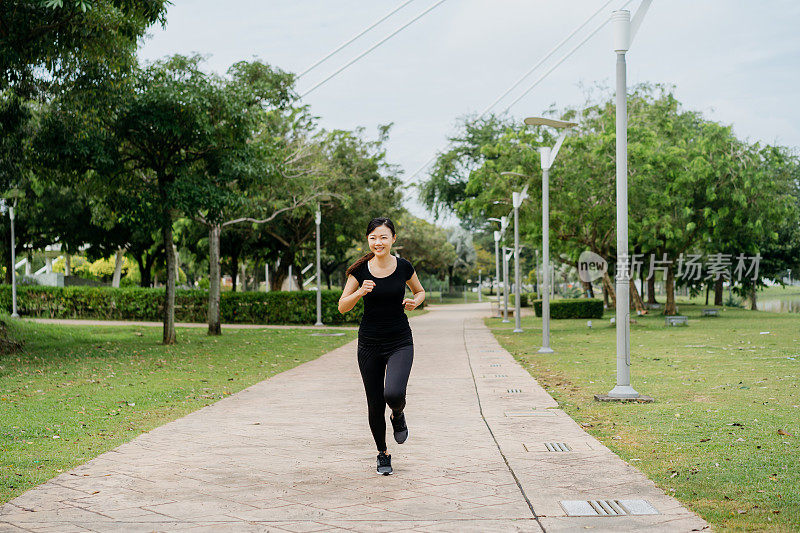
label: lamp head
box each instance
[612,10,631,52]
[494,230,500,242]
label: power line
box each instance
[297,0,417,80]
[480,0,615,116]
[501,0,633,113]
[407,0,631,185]
[300,0,448,99]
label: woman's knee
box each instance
[383,388,406,409]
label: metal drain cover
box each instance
[490,363,502,367]
[506,388,522,394]
[309,332,346,336]
[544,442,571,451]
[560,499,659,516]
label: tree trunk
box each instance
[112,248,124,288]
[581,280,594,298]
[705,282,710,305]
[647,275,657,304]
[208,224,222,336]
[602,283,609,308]
[240,260,247,292]
[65,254,71,276]
[295,263,304,291]
[602,271,616,307]
[664,265,677,315]
[161,204,176,345]
[173,244,181,285]
[136,251,158,288]
[230,252,239,293]
[748,285,757,310]
[714,277,724,306]
[630,279,646,314]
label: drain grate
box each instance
[493,374,508,378]
[490,363,502,367]
[506,388,522,394]
[560,499,659,516]
[544,442,571,452]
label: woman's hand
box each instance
[359,280,375,296]
[402,298,417,310]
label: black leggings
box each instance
[357,340,414,452]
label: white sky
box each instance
[138,1,800,228]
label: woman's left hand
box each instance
[402,298,417,310]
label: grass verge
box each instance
[485,303,799,531]
[1,313,420,503]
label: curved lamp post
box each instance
[1,196,20,317]
[523,117,577,353]
[488,217,504,315]
[314,194,331,326]
[500,172,530,333]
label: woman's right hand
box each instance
[359,280,375,296]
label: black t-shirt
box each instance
[351,256,415,346]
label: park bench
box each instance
[701,308,720,317]
[665,315,688,326]
[491,300,514,317]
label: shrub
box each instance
[0,285,422,325]
[510,293,531,307]
[532,298,604,319]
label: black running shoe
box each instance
[376,452,392,475]
[390,412,408,444]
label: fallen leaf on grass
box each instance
[777,429,794,436]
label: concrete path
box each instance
[1,303,709,532]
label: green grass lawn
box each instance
[486,303,799,532]
[0,309,423,504]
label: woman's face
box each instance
[367,225,396,257]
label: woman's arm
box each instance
[339,274,368,313]
[403,272,426,310]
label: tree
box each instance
[39,54,263,343]
[1,0,167,97]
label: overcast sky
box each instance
[138,1,800,228]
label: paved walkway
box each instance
[2,303,709,532]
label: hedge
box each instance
[532,298,604,319]
[0,285,429,325]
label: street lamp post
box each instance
[493,229,502,317]
[314,207,323,326]
[523,117,577,353]
[502,245,511,323]
[1,199,19,318]
[488,217,504,317]
[500,173,531,334]
[605,2,652,400]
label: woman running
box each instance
[338,217,425,475]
